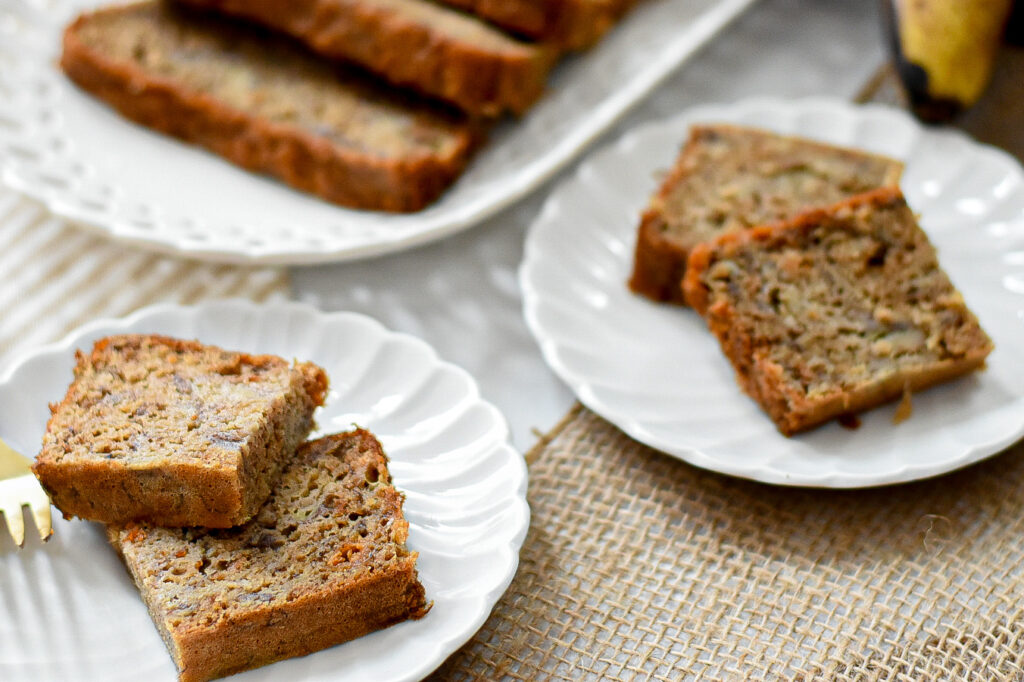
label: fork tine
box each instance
[27,485,53,542]
[2,501,26,547]
[0,438,53,546]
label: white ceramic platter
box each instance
[0,300,528,681]
[0,0,757,265]
[521,96,1024,488]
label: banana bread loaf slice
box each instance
[175,0,556,116]
[434,0,632,50]
[33,335,327,528]
[683,188,993,436]
[108,430,428,682]
[61,2,478,212]
[630,124,904,304]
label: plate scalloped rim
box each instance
[0,0,758,265]
[0,298,528,682]
[520,95,1024,488]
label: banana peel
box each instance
[886,0,1014,121]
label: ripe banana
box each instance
[885,0,1014,121]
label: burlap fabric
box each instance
[433,404,1024,680]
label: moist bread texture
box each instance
[683,188,993,435]
[33,335,327,528]
[176,0,556,116]
[108,430,428,682]
[434,0,632,49]
[60,2,478,212]
[630,124,904,304]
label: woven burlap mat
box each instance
[432,404,1024,680]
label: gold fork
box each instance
[0,437,52,546]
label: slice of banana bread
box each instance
[630,124,904,304]
[683,188,993,436]
[33,335,328,528]
[175,0,556,116]
[61,2,478,212]
[108,430,428,682]
[434,0,631,50]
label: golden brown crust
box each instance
[711,306,991,436]
[630,126,718,304]
[684,188,993,435]
[33,458,245,527]
[628,128,731,305]
[177,0,556,116]
[166,562,425,682]
[33,334,327,527]
[631,124,905,306]
[108,430,428,682]
[628,208,692,304]
[681,240,714,315]
[435,0,629,50]
[60,4,480,212]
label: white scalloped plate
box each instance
[0,300,528,682]
[521,97,1024,488]
[0,0,756,265]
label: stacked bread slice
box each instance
[33,335,427,682]
[630,125,993,435]
[434,0,636,50]
[62,0,637,211]
[108,430,427,682]
[629,124,906,304]
[174,0,559,116]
